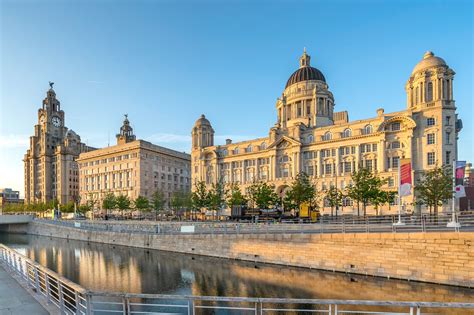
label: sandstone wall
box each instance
[27,221,474,287]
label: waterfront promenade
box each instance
[0,265,49,314]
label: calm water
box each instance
[1,233,473,309]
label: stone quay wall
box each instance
[27,221,474,287]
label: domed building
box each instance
[191,50,462,215]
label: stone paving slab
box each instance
[0,265,49,315]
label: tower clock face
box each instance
[52,116,61,127]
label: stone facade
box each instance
[23,85,94,205]
[77,116,191,207]
[191,50,462,215]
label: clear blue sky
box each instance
[1,0,473,197]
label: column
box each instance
[335,148,341,176]
[270,155,276,180]
[355,145,360,171]
[378,139,386,172]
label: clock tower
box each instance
[24,83,95,205]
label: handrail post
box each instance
[44,274,51,303]
[85,293,93,315]
[34,267,40,293]
[74,291,80,314]
[334,304,338,315]
[26,263,32,288]
[58,282,65,313]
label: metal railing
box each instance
[84,292,474,315]
[34,213,474,236]
[1,244,474,314]
[0,244,90,314]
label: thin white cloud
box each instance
[0,134,29,149]
[147,133,191,143]
[145,133,258,145]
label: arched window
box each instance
[233,147,239,154]
[221,149,228,157]
[323,131,332,141]
[307,134,314,143]
[415,86,419,104]
[260,142,267,150]
[427,82,433,102]
[363,125,373,135]
[246,145,253,153]
[342,129,352,138]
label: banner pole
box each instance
[394,160,404,226]
[447,160,460,228]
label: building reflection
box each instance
[1,233,473,307]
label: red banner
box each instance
[399,158,412,197]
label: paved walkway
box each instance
[0,265,49,315]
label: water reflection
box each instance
[1,233,473,304]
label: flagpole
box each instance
[447,160,460,228]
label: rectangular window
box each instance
[388,177,395,187]
[427,133,435,145]
[446,116,451,125]
[446,131,451,144]
[392,122,401,131]
[392,156,400,168]
[427,152,436,166]
[344,162,351,173]
[365,160,373,170]
[324,164,332,175]
[445,151,451,165]
[427,118,435,126]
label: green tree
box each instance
[283,173,318,212]
[346,168,385,216]
[370,190,395,216]
[60,201,75,213]
[191,181,210,210]
[246,182,279,210]
[208,181,227,219]
[134,195,150,212]
[415,165,452,217]
[324,186,343,217]
[102,193,116,213]
[116,194,131,217]
[226,183,247,208]
[152,189,166,220]
[170,190,193,218]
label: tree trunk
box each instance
[357,202,360,217]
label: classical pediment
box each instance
[267,136,301,150]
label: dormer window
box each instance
[342,129,352,138]
[323,132,332,141]
[363,125,373,135]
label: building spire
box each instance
[116,114,136,144]
[299,48,311,68]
